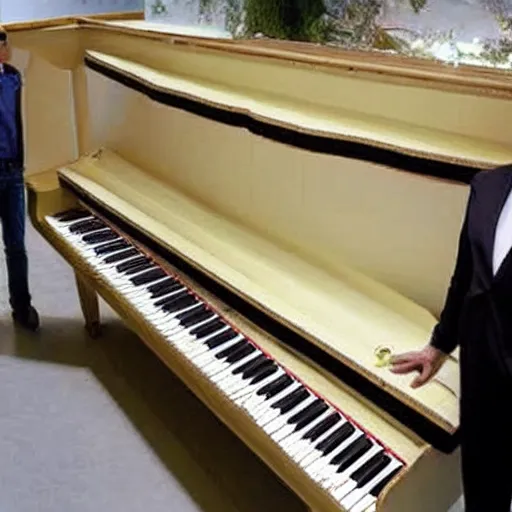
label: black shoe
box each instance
[12,305,40,331]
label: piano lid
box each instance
[83,49,512,174]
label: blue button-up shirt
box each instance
[0,66,21,161]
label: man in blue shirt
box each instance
[0,26,39,331]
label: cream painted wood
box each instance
[84,50,512,169]
[25,168,462,512]
[75,271,101,338]
[85,68,469,318]
[22,53,78,176]
[72,65,93,155]
[55,149,460,433]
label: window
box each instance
[145,0,512,69]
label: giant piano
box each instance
[9,11,512,512]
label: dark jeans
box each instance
[0,167,31,312]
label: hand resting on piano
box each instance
[389,345,447,389]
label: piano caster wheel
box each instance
[86,321,101,339]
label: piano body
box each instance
[9,12,512,512]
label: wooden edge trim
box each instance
[76,18,512,100]
[1,10,143,32]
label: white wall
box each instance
[0,0,143,23]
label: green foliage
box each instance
[244,0,325,41]
[192,0,512,68]
[242,0,426,49]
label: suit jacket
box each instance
[430,164,512,374]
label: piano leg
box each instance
[75,272,101,338]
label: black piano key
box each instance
[216,340,248,360]
[69,219,105,234]
[302,412,341,442]
[148,277,176,293]
[95,240,130,255]
[287,398,323,424]
[289,399,329,430]
[176,304,205,321]
[130,268,167,286]
[369,465,402,496]
[280,389,310,414]
[155,289,190,308]
[226,343,256,364]
[241,357,274,380]
[162,295,198,313]
[271,386,306,411]
[351,453,391,487]
[221,341,252,362]
[116,255,147,272]
[316,422,355,455]
[190,318,225,338]
[332,436,372,469]
[123,261,155,276]
[271,387,309,414]
[153,284,187,307]
[103,248,139,264]
[57,209,90,222]
[151,281,183,298]
[256,374,293,398]
[247,359,276,379]
[179,308,214,328]
[249,363,278,384]
[233,353,267,375]
[82,230,118,244]
[205,330,238,349]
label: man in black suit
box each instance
[391,166,512,511]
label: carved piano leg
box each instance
[75,272,101,338]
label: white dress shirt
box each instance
[493,187,512,275]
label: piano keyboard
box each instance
[45,206,405,512]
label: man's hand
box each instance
[389,345,447,389]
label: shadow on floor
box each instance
[2,313,306,512]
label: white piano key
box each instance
[349,494,375,512]
[209,351,260,381]
[173,327,230,354]
[258,393,312,430]
[281,409,333,452]
[296,419,347,467]
[264,395,317,435]
[294,423,346,466]
[322,443,383,490]
[337,458,402,509]
[185,332,242,359]
[306,430,364,479]
[190,336,243,365]
[205,349,256,379]
[243,380,299,414]
[230,370,286,402]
